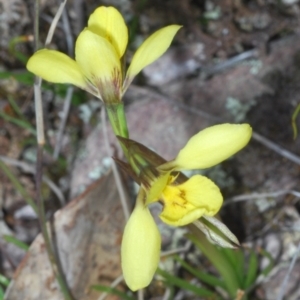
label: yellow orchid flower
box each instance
[121,123,252,291]
[26,6,181,104]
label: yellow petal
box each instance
[75,29,122,86]
[145,171,171,204]
[124,25,181,90]
[87,6,128,58]
[173,124,252,170]
[160,175,223,226]
[26,49,87,88]
[121,191,161,291]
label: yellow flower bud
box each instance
[173,123,252,170]
[121,192,161,291]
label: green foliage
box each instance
[0,274,10,287]
[157,268,216,298]
[0,69,86,107]
[158,234,274,300]
[3,235,29,251]
[92,284,136,300]
[292,103,300,139]
[0,95,36,135]
[0,274,10,300]
[8,36,30,64]
[166,234,274,300]
[0,160,37,213]
[0,71,34,86]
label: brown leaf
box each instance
[5,171,125,300]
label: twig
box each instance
[0,155,66,206]
[161,240,192,257]
[203,49,259,76]
[97,275,124,300]
[224,190,300,206]
[45,0,68,46]
[101,108,130,221]
[33,0,39,52]
[53,0,74,160]
[252,132,300,166]
[138,289,144,300]
[72,0,84,35]
[34,79,45,144]
[53,86,74,160]
[161,288,171,300]
[61,2,74,55]
[33,0,74,299]
[276,241,300,300]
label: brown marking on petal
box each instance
[179,189,187,201]
[95,69,122,104]
[172,201,186,209]
[86,74,102,99]
[112,67,122,91]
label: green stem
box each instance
[106,103,129,138]
[106,103,130,160]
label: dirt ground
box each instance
[1,0,300,299]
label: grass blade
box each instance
[157,268,216,298]
[0,274,10,287]
[3,235,29,251]
[189,234,240,297]
[174,255,226,289]
[0,160,37,213]
[0,111,36,135]
[244,250,258,288]
[92,285,136,300]
[260,249,274,276]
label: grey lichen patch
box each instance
[226,97,256,122]
[203,1,222,20]
[78,100,101,124]
[242,59,263,75]
[88,157,112,180]
[88,166,102,180]
[255,197,276,213]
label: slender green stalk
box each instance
[292,103,300,139]
[106,103,129,139]
[106,103,131,162]
[101,108,130,220]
